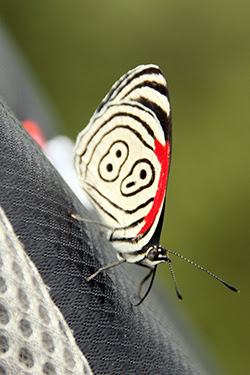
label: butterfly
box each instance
[73,65,239,305]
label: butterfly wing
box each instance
[75,65,171,255]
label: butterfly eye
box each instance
[98,141,128,182]
[146,247,159,261]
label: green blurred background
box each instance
[1,1,249,373]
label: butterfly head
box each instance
[145,245,170,266]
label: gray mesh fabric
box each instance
[0,205,93,374]
[0,100,217,374]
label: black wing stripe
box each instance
[87,182,154,214]
[87,194,119,223]
[110,227,151,244]
[138,98,171,142]
[80,114,155,159]
[123,81,169,100]
[96,65,166,113]
[114,67,165,100]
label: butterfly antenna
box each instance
[167,259,182,301]
[167,249,239,293]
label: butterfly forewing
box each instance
[75,65,171,259]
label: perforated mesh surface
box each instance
[0,206,93,374]
[0,100,217,374]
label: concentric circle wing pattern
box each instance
[75,65,171,256]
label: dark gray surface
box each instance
[0,100,218,374]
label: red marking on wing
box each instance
[137,138,170,236]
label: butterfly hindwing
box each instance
[75,65,171,255]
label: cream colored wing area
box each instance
[74,64,171,257]
[75,102,162,237]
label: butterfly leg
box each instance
[68,210,113,231]
[138,268,154,299]
[86,259,126,282]
[133,266,157,306]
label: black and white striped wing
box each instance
[75,65,171,255]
